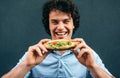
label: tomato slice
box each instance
[52,41,58,45]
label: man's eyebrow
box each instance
[51,19,57,21]
[64,18,71,20]
[65,17,72,20]
[50,16,72,21]
[50,18,58,20]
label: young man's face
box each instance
[49,10,74,40]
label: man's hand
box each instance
[1,39,51,78]
[72,38,96,68]
[72,38,114,78]
[25,39,51,67]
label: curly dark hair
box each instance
[42,0,80,35]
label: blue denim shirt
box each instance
[17,50,111,78]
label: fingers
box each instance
[72,38,87,52]
[74,42,86,51]
[72,38,92,56]
[26,39,51,66]
[39,39,51,44]
[77,48,90,59]
[72,38,84,43]
[28,45,42,56]
[71,38,95,66]
[28,39,51,56]
[38,38,51,52]
[37,44,48,53]
[72,38,87,49]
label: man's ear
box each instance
[73,25,75,29]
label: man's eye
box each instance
[52,21,58,25]
[64,20,70,24]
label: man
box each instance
[2,0,114,78]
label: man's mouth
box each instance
[55,31,68,37]
[55,32,67,35]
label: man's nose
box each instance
[57,22,65,30]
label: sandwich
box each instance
[43,39,80,50]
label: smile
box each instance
[55,32,68,35]
[54,31,68,39]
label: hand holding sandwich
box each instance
[71,38,113,78]
[71,38,96,68]
[25,39,51,67]
[25,38,96,68]
[2,38,113,78]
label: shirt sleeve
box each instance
[12,52,31,78]
[93,51,112,76]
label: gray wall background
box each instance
[0,0,120,77]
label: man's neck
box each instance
[55,50,67,55]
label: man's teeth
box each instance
[55,32,67,35]
[57,33,65,35]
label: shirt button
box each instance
[58,65,62,68]
[60,65,62,69]
[59,71,63,75]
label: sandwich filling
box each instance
[44,40,75,50]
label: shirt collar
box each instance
[52,50,72,56]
